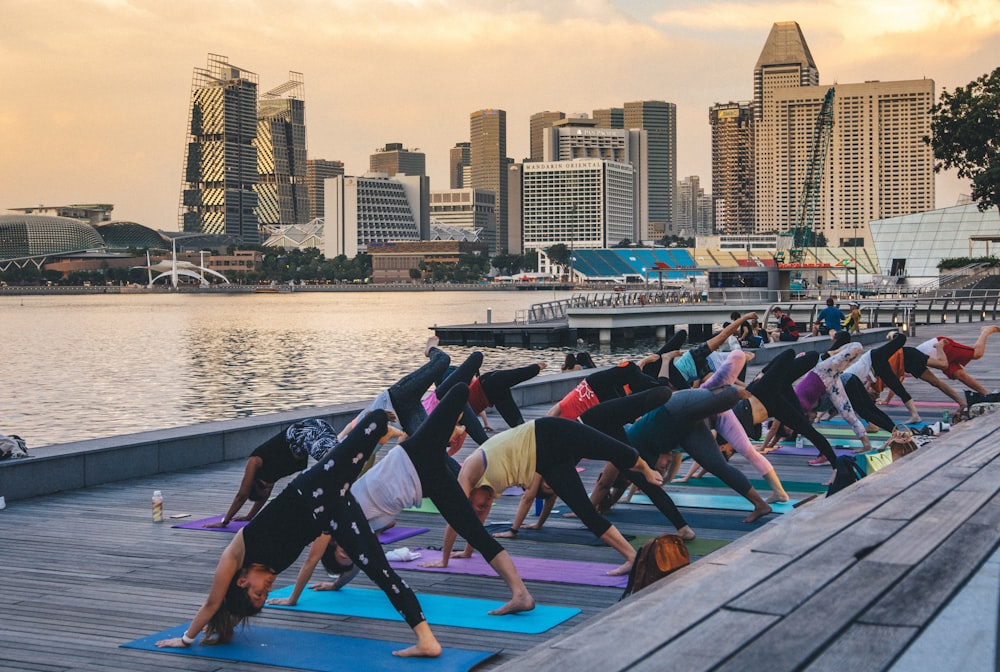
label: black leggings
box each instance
[436,352,489,445]
[587,362,660,401]
[843,374,896,432]
[871,333,912,403]
[301,412,425,627]
[749,349,838,465]
[400,383,506,563]
[534,417,641,539]
[580,387,687,529]
[479,364,543,427]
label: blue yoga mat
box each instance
[630,492,798,513]
[122,623,496,671]
[267,585,580,634]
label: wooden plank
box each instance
[803,623,918,672]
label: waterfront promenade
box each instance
[2,323,1000,671]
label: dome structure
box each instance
[0,214,105,260]
[95,221,170,251]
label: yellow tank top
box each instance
[476,421,537,496]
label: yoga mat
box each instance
[605,505,768,531]
[388,548,629,588]
[628,535,732,557]
[123,623,496,671]
[172,516,429,545]
[483,522,634,547]
[630,492,797,514]
[767,444,858,456]
[267,585,580,634]
[404,498,440,514]
[669,475,828,495]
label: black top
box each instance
[251,432,307,484]
[240,472,324,573]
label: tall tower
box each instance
[753,22,819,234]
[624,101,676,239]
[256,72,309,227]
[305,159,344,220]
[449,142,471,188]
[593,108,624,129]
[180,54,260,242]
[710,101,754,237]
[470,109,508,254]
[370,143,426,177]
[529,111,565,162]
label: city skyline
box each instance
[2,0,997,230]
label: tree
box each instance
[925,67,1000,214]
[546,243,571,267]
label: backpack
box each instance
[620,533,690,599]
[826,454,866,497]
[0,435,28,460]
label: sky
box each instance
[2,0,998,231]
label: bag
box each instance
[826,455,867,496]
[855,447,893,475]
[0,435,28,460]
[621,533,690,599]
[887,427,918,461]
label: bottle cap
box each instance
[153,490,162,497]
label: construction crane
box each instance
[789,87,835,265]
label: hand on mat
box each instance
[156,636,189,648]
[492,529,516,539]
[267,595,299,605]
[522,522,542,530]
[202,521,231,528]
[419,559,448,568]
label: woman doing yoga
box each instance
[156,410,441,658]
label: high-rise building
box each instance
[752,23,934,245]
[521,160,634,250]
[593,108,624,129]
[507,163,523,254]
[429,188,496,249]
[305,159,345,220]
[470,109,508,254]
[709,101,754,237]
[256,72,309,227]
[325,173,423,258]
[370,143,426,177]
[676,176,714,238]
[542,118,629,163]
[624,101,676,240]
[449,142,471,189]
[529,111,565,162]
[180,54,260,243]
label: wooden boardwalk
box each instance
[3,324,1000,671]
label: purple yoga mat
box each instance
[766,445,856,457]
[173,515,428,544]
[387,548,629,588]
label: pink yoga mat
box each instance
[173,515,428,544]
[387,548,629,588]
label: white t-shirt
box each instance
[350,445,422,532]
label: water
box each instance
[1,290,662,447]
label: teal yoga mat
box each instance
[122,623,496,671]
[630,492,799,513]
[267,585,579,634]
[670,475,828,494]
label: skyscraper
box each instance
[305,159,344,220]
[710,101,754,237]
[676,176,713,238]
[529,111,565,162]
[370,143,426,177]
[592,108,624,129]
[624,101,676,240]
[470,109,508,254]
[180,54,260,243]
[449,142,470,189]
[256,72,309,227]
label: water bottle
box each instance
[152,490,163,522]
[795,434,804,449]
[942,411,950,425]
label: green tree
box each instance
[925,67,1000,214]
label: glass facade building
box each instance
[0,215,105,260]
[256,73,309,227]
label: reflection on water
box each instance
[1,291,666,446]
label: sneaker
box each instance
[807,455,829,466]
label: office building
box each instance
[507,163,523,254]
[677,176,713,238]
[521,159,634,251]
[709,101,754,237]
[256,72,309,227]
[624,101,676,239]
[180,54,261,243]
[593,108,624,129]
[529,111,565,162]
[305,159,344,220]
[449,142,471,189]
[470,109,508,254]
[370,143,426,177]
[325,173,423,258]
[429,188,496,250]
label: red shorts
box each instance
[939,337,974,379]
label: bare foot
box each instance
[676,525,696,541]
[906,416,922,424]
[488,593,536,615]
[392,642,442,658]
[424,336,439,357]
[562,511,578,519]
[765,493,790,503]
[607,558,634,576]
[742,503,772,523]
